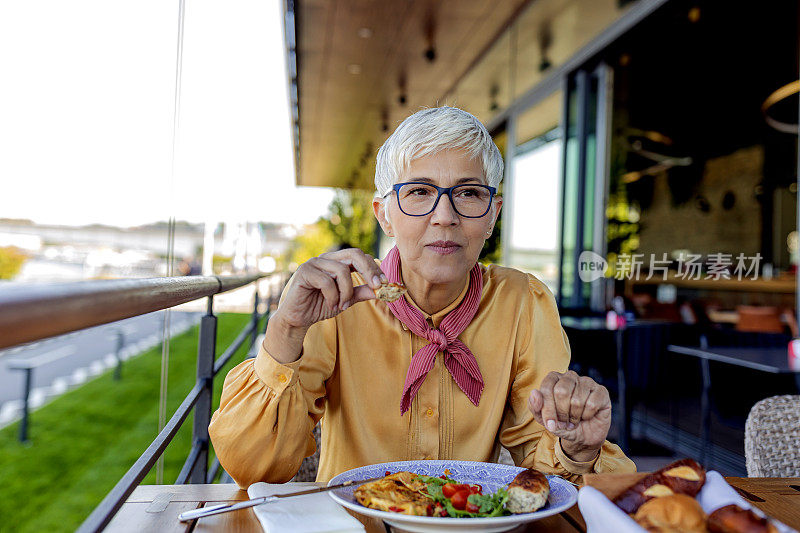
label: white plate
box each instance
[327,460,578,533]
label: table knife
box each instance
[177,476,384,522]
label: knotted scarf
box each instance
[380,246,485,414]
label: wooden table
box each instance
[104,478,800,532]
[105,483,585,532]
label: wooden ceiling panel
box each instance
[295,0,533,189]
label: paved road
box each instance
[0,311,202,425]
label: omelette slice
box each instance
[354,471,432,515]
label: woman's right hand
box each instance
[265,248,386,363]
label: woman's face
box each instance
[374,149,502,287]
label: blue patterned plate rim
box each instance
[326,460,578,524]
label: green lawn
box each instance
[0,312,259,532]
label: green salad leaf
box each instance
[416,475,457,485]
[469,488,510,517]
[420,478,511,518]
[425,482,444,500]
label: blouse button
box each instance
[278,374,288,384]
[426,408,434,417]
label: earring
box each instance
[486,229,493,236]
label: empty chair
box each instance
[736,305,784,334]
[291,423,321,482]
[745,395,800,477]
[781,309,799,338]
[643,302,683,322]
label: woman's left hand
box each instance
[527,370,612,463]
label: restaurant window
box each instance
[505,91,563,293]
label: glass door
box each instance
[558,63,613,310]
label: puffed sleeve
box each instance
[498,275,636,483]
[208,315,336,487]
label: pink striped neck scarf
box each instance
[380,246,485,415]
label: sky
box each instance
[0,0,334,228]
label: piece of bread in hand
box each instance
[373,281,407,302]
[633,494,706,532]
[506,468,550,513]
[707,504,778,533]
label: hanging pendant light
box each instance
[761,80,799,134]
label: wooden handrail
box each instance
[0,273,265,350]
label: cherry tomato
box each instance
[442,483,458,498]
[450,489,470,510]
[469,484,482,494]
[466,502,480,513]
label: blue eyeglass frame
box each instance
[389,181,498,218]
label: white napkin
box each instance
[247,482,366,533]
[577,470,797,533]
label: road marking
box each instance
[29,388,47,409]
[88,361,105,376]
[70,368,88,385]
[7,345,78,369]
[0,401,23,424]
[50,378,69,395]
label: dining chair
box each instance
[744,395,800,477]
[736,305,785,334]
[291,423,321,482]
[781,309,799,338]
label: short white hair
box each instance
[374,106,504,198]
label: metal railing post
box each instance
[190,296,217,484]
[113,330,124,381]
[19,367,32,443]
[250,284,260,350]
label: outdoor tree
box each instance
[0,246,28,280]
[284,189,376,269]
[320,189,377,254]
[285,222,336,269]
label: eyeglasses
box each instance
[389,182,497,218]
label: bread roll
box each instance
[633,494,706,532]
[660,458,705,497]
[707,504,779,533]
[614,473,670,514]
[506,468,550,513]
[613,458,707,514]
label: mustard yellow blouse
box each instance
[209,264,636,487]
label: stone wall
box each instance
[637,145,763,258]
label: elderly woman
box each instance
[209,106,635,486]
